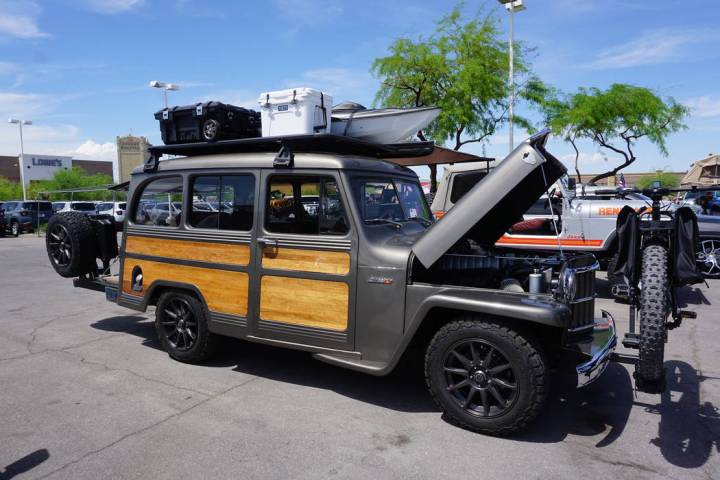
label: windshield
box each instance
[71,202,96,211]
[355,178,431,224]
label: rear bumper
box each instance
[571,310,617,388]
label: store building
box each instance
[0,154,113,184]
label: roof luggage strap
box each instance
[273,141,294,168]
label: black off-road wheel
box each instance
[155,291,215,363]
[202,119,221,142]
[425,318,547,436]
[637,244,669,386]
[45,211,97,277]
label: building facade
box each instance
[0,155,113,184]
[116,135,150,183]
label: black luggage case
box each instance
[154,101,261,145]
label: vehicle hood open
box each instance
[412,130,567,268]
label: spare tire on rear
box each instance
[46,212,98,278]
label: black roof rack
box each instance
[146,134,434,172]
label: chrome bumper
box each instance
[574,310,617,388]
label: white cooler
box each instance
[258,87,332,137]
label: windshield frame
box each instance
[352,176,432,225]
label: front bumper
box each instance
[573,310,617,388]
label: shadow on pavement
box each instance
[90,315,719,467]
[91,315,163,351]
[647,360,720,469]
[0,449,49,480]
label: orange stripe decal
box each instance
[496,235,603,247]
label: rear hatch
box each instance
[412,130,567,268]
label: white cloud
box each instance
[272,0,342,26]
[71,140,117,162]
[283,68,375,104]
[0,1,48,39]
[561,152,608,166]
[82,0,144,14]
[0,92,54,119]
[198,89,259,109]
[684,96,720,118]
[587,29,720,69]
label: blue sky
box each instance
[1,0,718,179]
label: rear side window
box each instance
[133,176,184,227]
[71,203,96,211]
[190,175,255,231]
[450,171,489,204]
[265,175,349,235]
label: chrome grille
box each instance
[564,257,598,330]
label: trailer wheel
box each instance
[202,119,221,142]
[637,244,669,386]
[425,318,546,435]
[46,212,97,277]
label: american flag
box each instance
[618,173,627,188]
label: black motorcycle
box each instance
[598,183,706,393]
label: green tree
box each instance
[541,84,689,185]
[371,3,543,191]
[635,170,680,190]
[32,167,114,200]
[0,176,23,201]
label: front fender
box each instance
[405,284,571,332]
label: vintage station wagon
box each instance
[46,131,616,435]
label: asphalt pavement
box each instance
[1,234,718,479]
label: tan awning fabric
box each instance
[681,154,720,186]
[388,145,493,167]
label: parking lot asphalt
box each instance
[1,234,719,480]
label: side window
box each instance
[190,175,255,231]
[265,176,348,235]
[133,176,183,227]
[450,171,489,204]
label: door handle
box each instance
[257,237,278,248]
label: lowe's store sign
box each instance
[20,154,72,184]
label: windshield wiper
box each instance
[407,217,432,227]
[365,218,403,229]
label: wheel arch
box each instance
[144,280,210,313]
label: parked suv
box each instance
[3,200,52,236]
[45,131,618,435]
[96,201,127,228]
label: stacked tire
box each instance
[46,212,98,277]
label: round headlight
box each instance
[560,267,577,301]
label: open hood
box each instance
[412,130,567,268]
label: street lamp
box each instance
[8,118,32,201]
[149,80,180,109]
[498,0,526,153]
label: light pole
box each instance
[8,118,32,201]
[149,80,180,109]
[498,0,526,153]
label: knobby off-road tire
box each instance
[637,244,669,384]
[45,212,97,277]
[425,318,547,436]
[155,291,216,363]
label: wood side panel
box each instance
[125,236,250,266]
[260,276,348,331]
[262,248,350,275]
[122,260,248,316]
